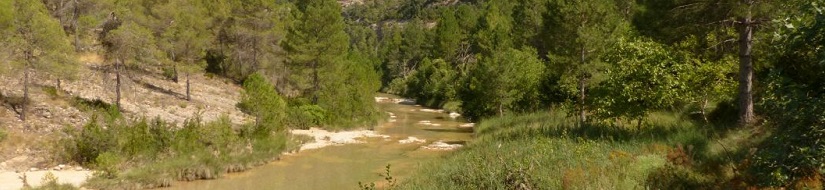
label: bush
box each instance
[286,105,328,129]
[64,117,116,165]
[94,152,121,179]
[240,73,286,135]
[64,114,288,189]
[23,172,80,190]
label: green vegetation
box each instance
[59,115,291,189]
[1,0,824,189]
[22,172,80,190]
[400,110,754,189]
[56,71,295,189]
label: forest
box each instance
[1,0,824,189]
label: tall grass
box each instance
[400,108,736,189]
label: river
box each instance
[163,94,473,189]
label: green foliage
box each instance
[286,0,350,100]
[594,40,703,119]
[64,117,116,165]
[460,48,545,120]
[401,110,722,189]
[434,9,462,61]
[103,20,161,67]
[203,0,291,82]
[747,2,825,187]
[406,58,457,108]
[240,73,286,135]
[6,0,78,80]
[315,53,381,128]
[286,104,328,129]
[22,172,81,190]
[62,114,287,188]
[94,151,121,179]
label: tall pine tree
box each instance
[285,0,349,104]
[8,0,76,121]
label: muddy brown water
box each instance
[162,94,473,190]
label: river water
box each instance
[163,94,473,190]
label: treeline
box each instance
[0,0,380,128]
[346,0,825,186]
[347,0,741,122]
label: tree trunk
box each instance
[737,6,755,127]
[22,65,29,121]
[579,44,587,123]
[701,95,709,123]
[312,60,319,104]
[498,101,503,116]
[115,58,122,110]
[186,72,191,101]
[72,0,80,51]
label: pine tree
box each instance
[158,0,212,101]
[637,0,780,126]
[102,20,158,110]
[285,0,349,104]
[8,0,76,121]
[545,0,629,122]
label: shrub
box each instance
[748,72,825,187]
[94,152,121,179]
[23,172,80,190]
[287,105,328,129]
[66,117,116,165]
[240,73,286,135]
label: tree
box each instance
[285,0,349,104]
[474,1,514,57]
[316,52,381,127]
[102,19,159,110]
[434,9,462,61]
[41,0,105,51]
[750,1,825,185]
[636,0,780,126]
[595,38,734,123]
[240,73,286,135]
[8,0,76,121]
[157,0,212,101]
[545,0,629,122]
[208,0,291,83]
[460,48,545,120]
[406,58,457,107]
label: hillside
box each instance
[0,53,252,172]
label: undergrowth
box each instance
[58,114,294,189]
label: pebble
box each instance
[29,167,38,172]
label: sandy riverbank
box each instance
[0,170,93,190]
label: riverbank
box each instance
[399,110,760,189]
[0,170,93,190]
